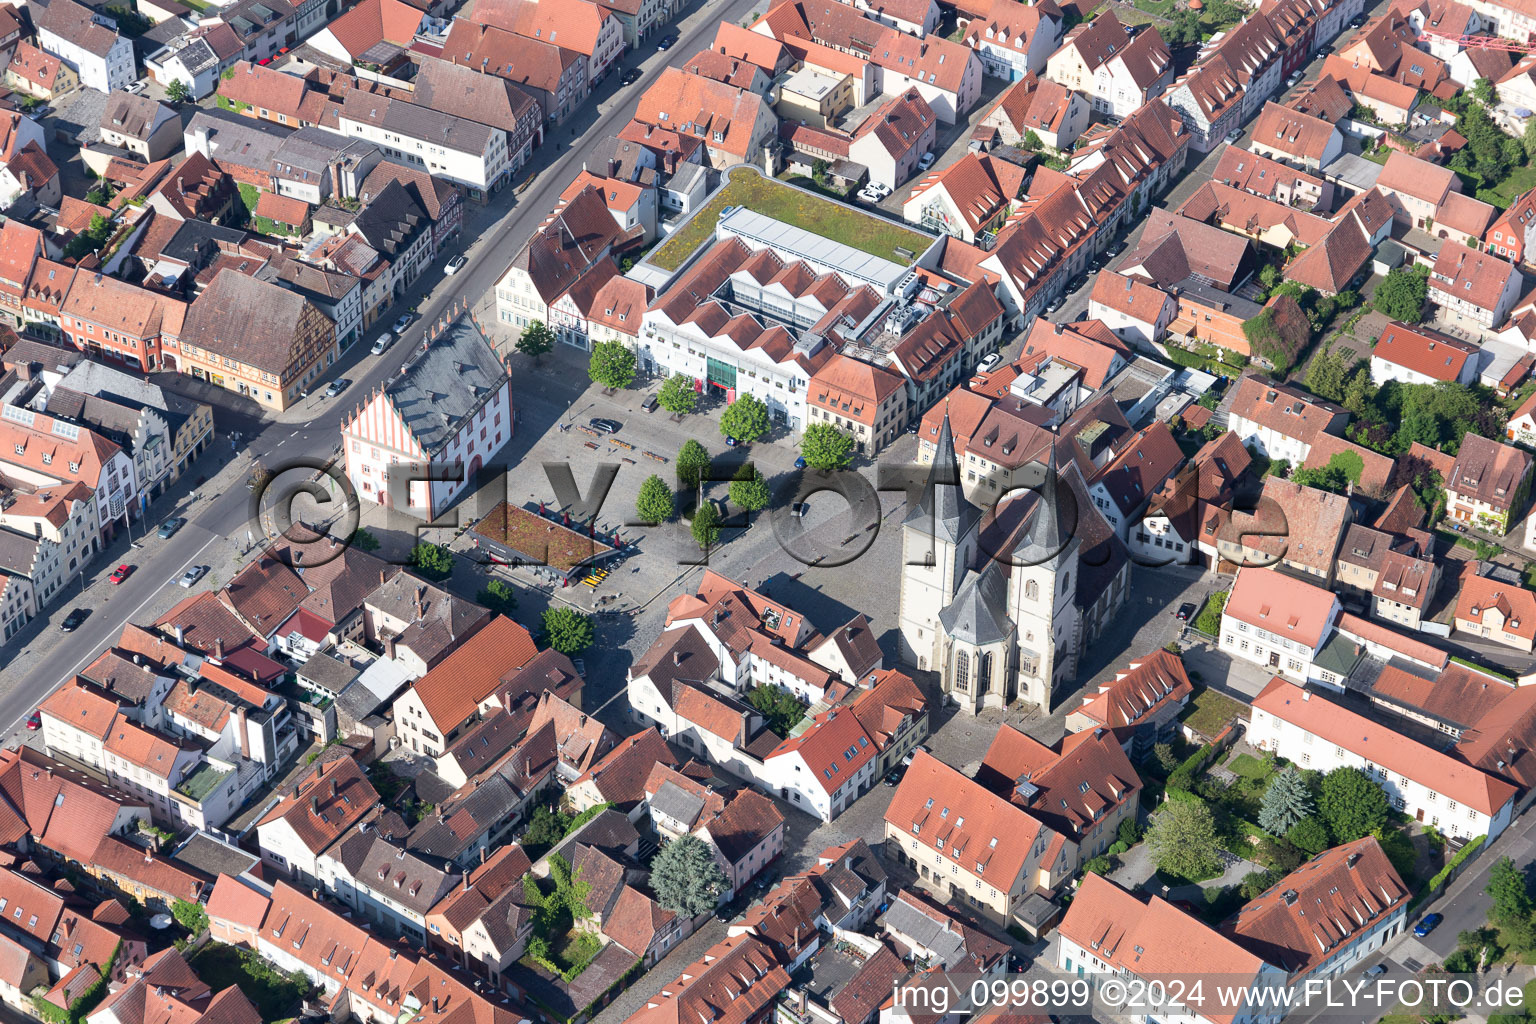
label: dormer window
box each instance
[41,453,51,465]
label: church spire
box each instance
[1014,441,1071,565]
[905,406,977,545]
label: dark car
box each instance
[641,394,659,412]
[60,608,89,632]
[1176,601,1196,621]
[791,502,810,518]
[621,67,643,85]
[1414,914,1442,938]
[158,516,186,539]
[883,768,903,786]
[589,417,623,434]
[657,32,676,49]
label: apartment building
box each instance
[1445,432,1533,534]
[36,0,135,92]
[1219,567,1342,682]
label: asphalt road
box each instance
[0,0,763,735]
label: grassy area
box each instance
[1179,687,1246,738]
[1133,0,1177,14]
[1192,589,1228,635]
[1450,654,1513,682]
[1228,753,1273,783]
[648,167,933,272]
[1485,163,1536,208]
[188,945,311,1022]
[1362,146,1392,166]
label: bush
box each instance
[1422,836,1485,903]
[1108,841,1129,857]
[1116,816,1142,846]
[1083,855,1113,875]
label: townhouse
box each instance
[496,185,634,337]
[1088,270,1177,350]
[470,0,624,86]
[633,68,778,170]
[101,94,181,163]
[960,0,1063,79]
[144,22,244,100]
[1044,13,1175,119]
[390,615,540,757]
[1249,101,1343,171]
[975,73,1088,150]
[1455,570,1536,652]
[902,152,1024,243]
[1227,375,1348,464]
[1369,321,1480,385]
[3,44,77,101]
[0,406,137,542]
[0,484,98,620]
[342,319,512,518]
[1085,421,1185,539]
[1214,146,1331,209]
[848,89,938,190]
[36,0,135,93]
[1059,875,1287,1024]
[884,750,1071,928]
[1445,432,1533,533]
[807,354,909,454]
[1064,648,1192,759]
[178,269,338,412]
[1249,677,1518,840]
[254,754,381,883]
[1219,566,1342,682]
[60,273,186,374]
[336,93,511,196]
[623,936,788,1024]
[1428,241,1523,329]
[1488,187,1536,263]
[1127,431,1250,567]
[441,21,590,126]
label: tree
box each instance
[170,899,208,935]
[478,579,518,617]
[541,606,594,655]
[588,340,637,389]
[747,684,805,735]
[636,474,675,524]
[523,805,573,850]
[658,373,698,415]
[720,394,770,443]
[350,528,381,552]
[1146,800,1222,881]
[407,542,453,580]
[691,501,721,550]
[1285,816,1330,856]
[812,158,830,183]
[1021,129,1043,151]
[1239,869,1281,900]
[1116,816,1142,846]
[728,465,770,512]
[516,320,555,363]
[1524,118,1536,163]
[1474,77,1498,107]
[164,79,191,103]
[677,439,710,489]
[1258,767,1314,836]
[800,422,856,470]
[1152,742,1178,773]
[1317,766,1389,842]
[1373,265,1430,323]
[63,213,114,260]
[1304,349,1350,403]
[651,835,729,916]
[1486,856,1535,926]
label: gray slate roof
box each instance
[904,412,978,546]
[384,318,508,456]
[938,563,1012,647]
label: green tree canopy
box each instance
[541,606,595,655]
[691,501,721,550]
[171,899,208,935]
[164,79,192,103]
[801,422,856,470]
[651,835,729,916]
[747,684,805,735]
[1318,766,1388,843]
[636,474,675,524]
[1373,266,1430,323]
[1146,799,1222,882]
[658,373,698,415]
[677,439,710,489]
[517,321,555,362]
[1486,856,1535,927]
[1258,766,1314,836]
[720,394,770,444]
[477,578,518,617]
[407,542,453,580]
[728,465,770,512]
[588,340,637,389]
[1285,816,1330,856]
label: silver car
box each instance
[178,565,209,588]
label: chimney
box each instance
[673,651,683,666]
[330,779,338,798]
[174,624,185,646]
[311,795,319,814]
[384,635,397,661]
[379,569,387,586]
[1347,852,1361,869]
[132,654,141,666]
[235,706,247,759]
[1302,691,1310,701]
[213,637,224,661]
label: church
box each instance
[898,413,1132,712]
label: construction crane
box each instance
[1416,28,1536,53]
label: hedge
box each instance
[1414,835,1485,910]
[1167,743,1215,793]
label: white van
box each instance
[371,332,394,355]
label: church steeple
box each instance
[1014,442,1073,565]
[905,408,978,545]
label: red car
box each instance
[24,712,39,731]
[108,564,132,585]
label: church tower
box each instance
[1005,445,1082,710]
[898,412,979,672]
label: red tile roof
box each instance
[1073,649,1192,730]
[1457,572,1536,642]
[1223,567,1338,649]
[623,935,789,1024]
[408,615,538,731]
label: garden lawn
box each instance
[1133,0,1176,14]
[1484,163,1536,209]
[649,168,932,272]
[1180,688,1245,738]
[188,944,309,1022]
[1228,753,1272,783]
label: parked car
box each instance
[917,152,936,171]
[979,352,1002,371]
[791,501,810,517]
[657,32,676,49]
[371,332,394,356]
[108,564,133,585]
[158,517,186,539]
[127,79,148,95]
[794,456,807,469]
[24,711,40,731]
[325,378,351,398]
[1225,128,1244,144]
[1046,295,1065,313]
[621,67,643,85]
[1362,964,1388,977]
[1176,601,1196,621]
[883,768,903,786]
[392,313,414,334]
[178,565,210,589]
[60,608,89,632]
[1414,914,1442,938]
[641,393,659,412]
[865,181,892,198]
[856,188,882,203]
[589,417,623,434]
[445,255,468,275]
[724,435,739,447]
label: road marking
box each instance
[3,530,221,734]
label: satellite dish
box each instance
[150,914,173,929]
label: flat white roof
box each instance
[718,206,915,293]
